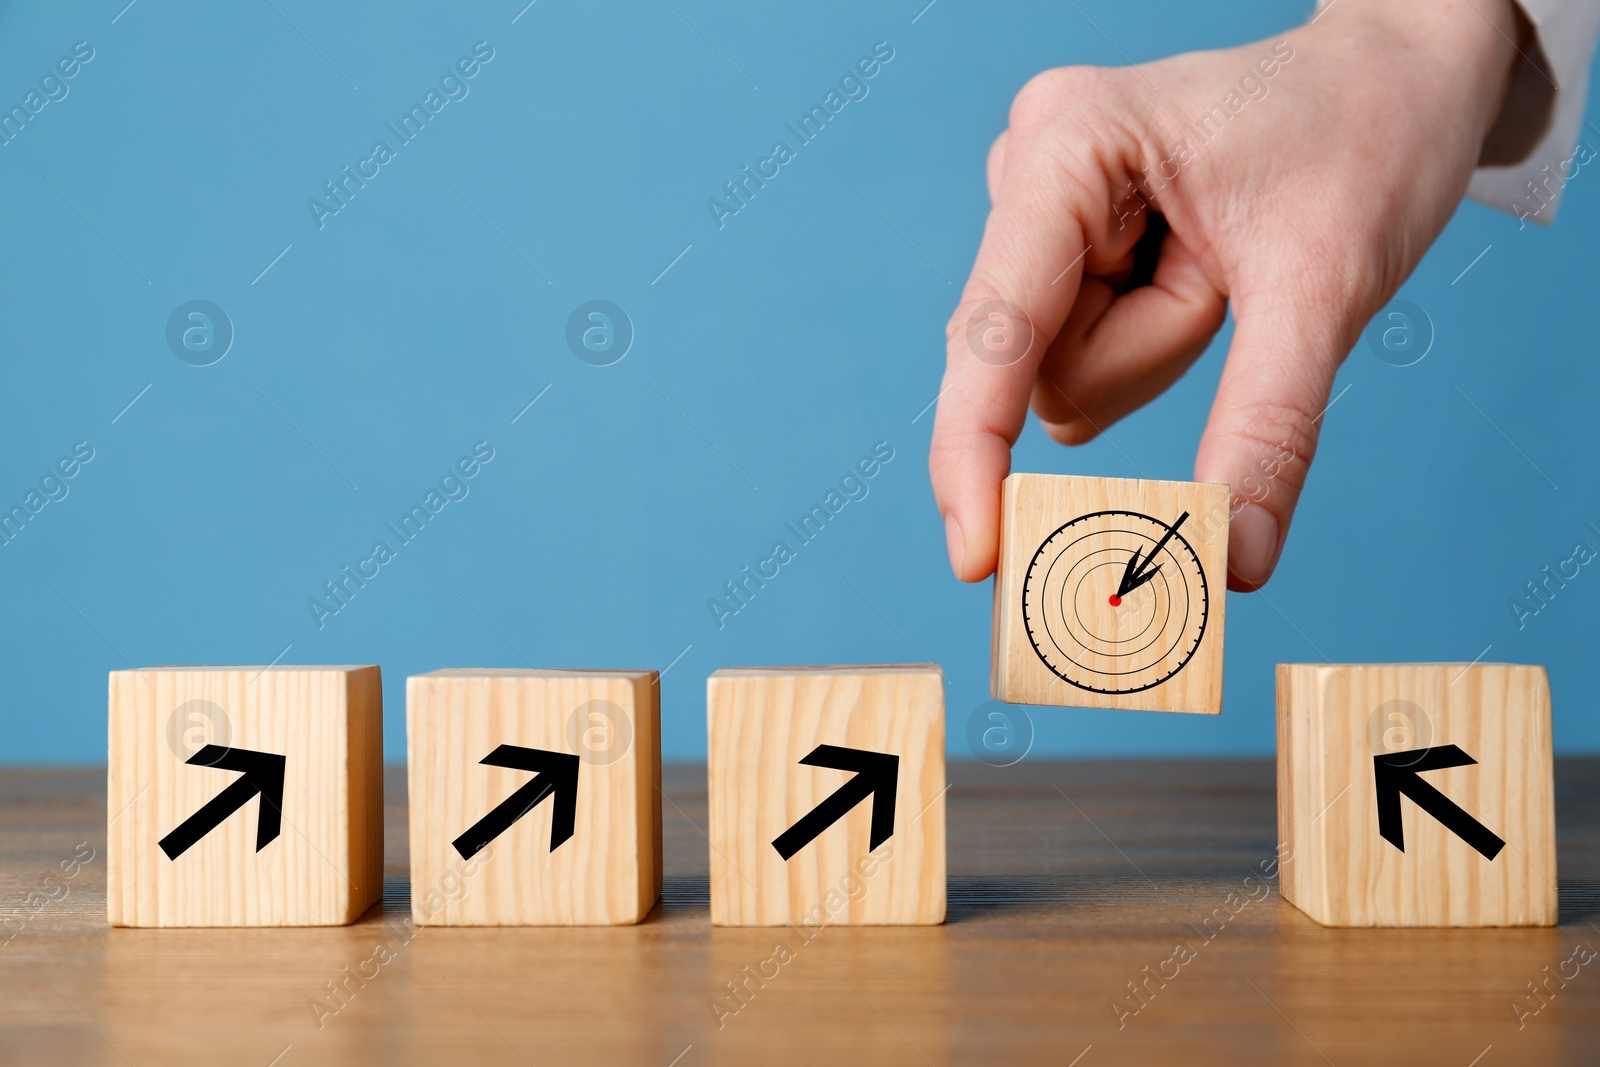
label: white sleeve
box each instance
[1467,0,1600,224]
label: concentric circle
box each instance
[1022,510,1210,694]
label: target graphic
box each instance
[1021,509,1210,695]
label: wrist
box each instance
[1306,0,1522,146]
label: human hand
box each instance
[930,0,1523,590]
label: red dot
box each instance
[1108,594,1122,607]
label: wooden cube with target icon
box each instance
[991,473,1229,714]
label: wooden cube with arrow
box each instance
[707,665,945,926]
[406,669,661,926]
[107,665,384,927]
[1277,662,1557,927]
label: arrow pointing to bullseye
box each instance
[1373,745,1505,860]
[453,745,580,860]
[1115,510,1188,600]
[159,745,286,860]
[771,744,899,860]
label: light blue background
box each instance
[2,0,1595,762]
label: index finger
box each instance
[929,122,1094,582]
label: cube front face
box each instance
[1277,663,1557,928]
[707,665,945,927]
[106,666,383,927]
[406,669,661,926]
[992,473,1229,714]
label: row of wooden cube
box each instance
[107,664,944,928]
[106,662,1555,929]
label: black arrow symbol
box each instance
[771,744,899,861]
[452,745,580,860]
[1374,745,1506,860]
[1115,510,1189,600]
[159,746,286,861]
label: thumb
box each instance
[1194,288,1352,591]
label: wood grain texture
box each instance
[707,665,944,926]
[3,759,1597,1065]
[992,473,1228,714]
[406,669,661,926]
[1277,662,1557,927]
[106,666,383,927]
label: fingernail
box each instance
[1229,503,1279,589]
[944,512,966,575]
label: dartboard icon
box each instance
[1021,509,1210,695]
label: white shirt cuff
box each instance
[1467,0,1600,223]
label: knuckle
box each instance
[945,294,1034,353]
[945,297,981,337]
[987,129,1009,164]
[945,301,981,344]
[986,131,1009,198]
[927,439,963,489]
[927,430,988,488]
[1009,67,1102,132]
[1219,399,1322,501]
[1040,418,1097,447]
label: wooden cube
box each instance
[106,665,383,927]
[707,665,945,926]
[991,472,1229,714]
[1277,663,1557,927]
[406,669,661,925]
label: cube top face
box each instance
[415,668,656,680]
[712,664,934,677]
[707,664,945,926]
[406,669,661,926]
[129,665,375,672]
[992,473,1229,714]
[106,666,383,927]
[1277,663,1556,928]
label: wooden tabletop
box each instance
[2,759,1596,1066]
